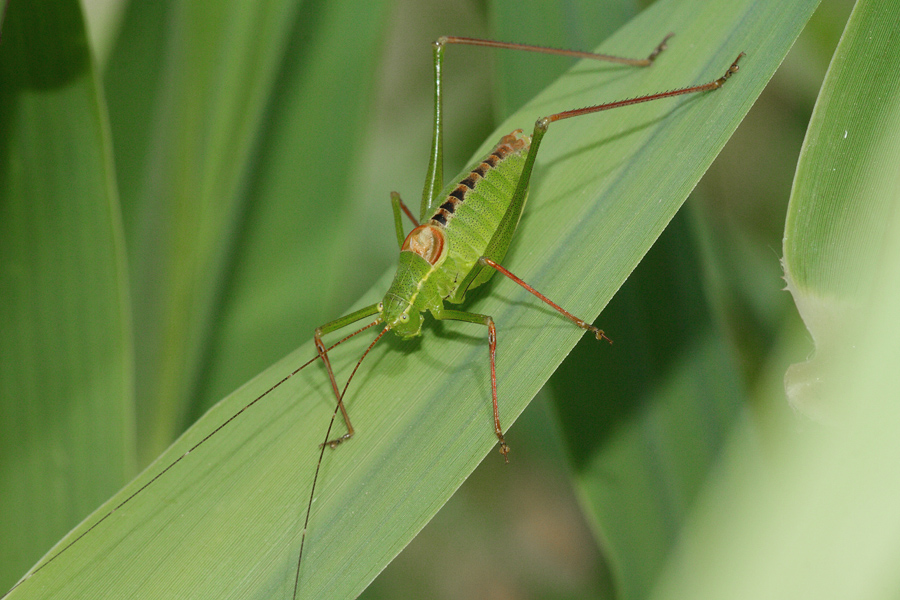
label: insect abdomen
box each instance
[430,130,530,296]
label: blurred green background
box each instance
[6,0,900,598]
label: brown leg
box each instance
[478,257,611,343]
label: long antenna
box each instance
[293,323,391,599]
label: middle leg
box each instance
[437,309,509,462]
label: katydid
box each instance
[1,34,742,600]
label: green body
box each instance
[382,130,532,338]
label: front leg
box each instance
[313,303,383,447]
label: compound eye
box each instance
[377,302,383,312]
[400,314,409,322]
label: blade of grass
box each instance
[5,0,819,598]
[783,0,900,418]
[0,0,133,592]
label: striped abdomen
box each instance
[428,130,531,298]
[429,130,530,229]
